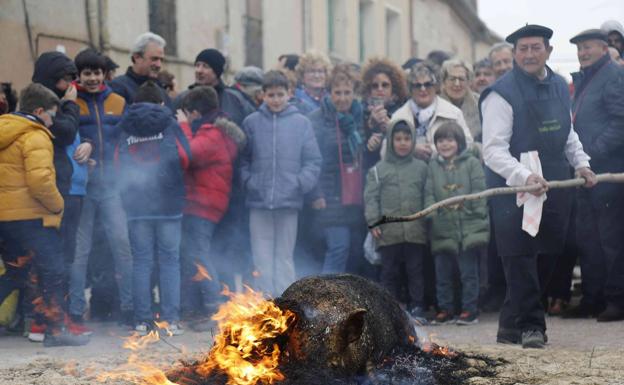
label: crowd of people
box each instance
[1,19,623,349]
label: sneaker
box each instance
[408,307,428,325]
[43,327,90,347]
[456,311,479,325]
[432,311,455,325]
[547,298,567,316]
[155,322,185,336]
[134,322,153,336]
[521,330,545,349]
[28,322,47,342]
[597,304,624,322]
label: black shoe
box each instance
[561,303,602,319]
[521,330,545,349]
[43,327,90,347]
[597,304,624,322]
[496,327,521,344]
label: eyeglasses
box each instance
[371,81,391,89]
[411,81,435,90]
[446,76,467,83]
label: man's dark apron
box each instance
[485,71,573,257]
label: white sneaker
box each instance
[134,322,152,336]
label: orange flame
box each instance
[195,285,295,385]
[32,296,63,322]
[191,263,212,282]
[422,342,457,358]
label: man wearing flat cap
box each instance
[480,24,597,348]
[562,29,624,322]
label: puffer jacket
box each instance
[241,104,321,210]
[0,113,64,228]
[115,103,190,220]
[109,67,171,107]
[364,119,428,248]
[425,150,489,255]
[76,85,125,195]
[180,115,247,223]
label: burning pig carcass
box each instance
[166,274,500,385]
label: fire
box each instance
[32,296,63,322]
[194,285,295,385]
[192,263,212,282]
[6,251,33,268]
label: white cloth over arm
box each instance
[481,91,591,187]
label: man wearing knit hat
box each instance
[175,48,255,126]
[601,20,624,59]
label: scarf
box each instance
[322,95,364,159]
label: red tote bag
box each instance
[336,121,363,206]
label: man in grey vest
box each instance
[480,24,597,348]
[563,29,624,322]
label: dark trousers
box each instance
[499,252,558,334]
[60,195,82,270]
[545,203,577,302]
[0,220,66,329]
[379,242,426,309]
[576,190,624,308]
[486,213,506,303]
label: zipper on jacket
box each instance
[270,113,277,208]
[93,94,105,180]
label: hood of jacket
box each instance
[0,113,53,151]
[214,117,246,151]
[118,102,175,137]
[432,147,472,166]
[32,52,77,98]
[384,118,416,164]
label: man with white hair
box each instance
[488,42,514,79]
[110,32,170,105]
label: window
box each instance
[359,0,374,62]
[148,0,177,56]
[385,8,401,62]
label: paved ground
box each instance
[1,312,623,384]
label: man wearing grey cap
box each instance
[563,29,624,322]
[480,24,597,348]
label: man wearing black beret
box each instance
[562,29,624,322]
[480,24,597,348]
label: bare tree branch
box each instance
[369,173,624,228]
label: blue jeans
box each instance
[435,248,480,314]
[180,215,221,313]
[129,219,182,323]
[322,226,351,274]
[0,220,66,328]
[69,193,133,317]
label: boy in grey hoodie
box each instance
[240,71,321,296]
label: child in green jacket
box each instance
[364,119,428,323]
[425,121,489,326]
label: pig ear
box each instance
[341,308,367,345]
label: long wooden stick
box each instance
[369,172,624,228]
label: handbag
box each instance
[336,120,363,206]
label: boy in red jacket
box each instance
[176,86,246,329]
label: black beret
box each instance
[570,29,608,44]
[506,24,553,44]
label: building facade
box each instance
[1,0,499,90]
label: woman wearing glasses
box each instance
[385,61,473,161]
[293,51,332,114]
[440,59,482,143]
[361,57,408,169]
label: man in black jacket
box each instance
[563,29,624,322]
[173,48,255,126]
[109,32,171,107]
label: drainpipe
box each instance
[98,0,111,53]
[85,0,98,48]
